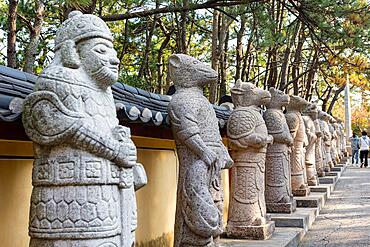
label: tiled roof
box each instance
[0,65,231,128]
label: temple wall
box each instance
[0,139,230,247]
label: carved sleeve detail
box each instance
[264,110,284,134]
[168,102,213,162]
[227,109,256,139]
[23,90,129,166]
[285,112,299,134]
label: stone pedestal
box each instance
[267,200,297,214]
[292,187,311,197]
[226,220,275,240]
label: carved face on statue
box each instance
[231,79,271,107]
[303,103,318,120]
[266,87,290,109]
[168,54,218,88]
[53,11,119,88]
[286,95,309,112]
[77,38,119,87]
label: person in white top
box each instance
[359,131,370,168]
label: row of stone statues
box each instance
[22,11,347,247]
[168,54,347,245]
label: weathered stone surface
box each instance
[314,117,325,177]
[263,88,296,214]
[269,207,318,231]
[221,227,303,247]
[168,54,233,247]
[226,80,275,240]
[285,96,310,197]
[318,111,333,171]
[295,192,326,210]
[329,117,340,165]
[22,11,146,247]
[302,103,319,186]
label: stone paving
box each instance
[299,166,370,247]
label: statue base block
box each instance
[226,221,275,240]
[266,200,297,214]
[292,187,310,197]
[307,179,319,186]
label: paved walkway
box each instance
[299,167,370,247]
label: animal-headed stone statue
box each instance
[318,111,333,171]
[168,54,233,247]
[329,116,340,164]
[22,11,146,247]
[263,87,296,213]
[226,80,275,240]
[314,112,325,177]
[302,103,319,186]
[285,95,310,196]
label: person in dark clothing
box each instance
[350,132,360,165]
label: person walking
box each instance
[350,132,360,165]
[359,131,370,168]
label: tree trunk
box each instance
[235,16,246,81]
[23,0,44,73]
[209,10,219,104]
[7,0,18,68]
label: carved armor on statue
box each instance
[319,111,333,171]
[168,54,233,247]
[263,87,296,213]
[23,11,146,247]
[226,80,275,240]
[285,96,310,196]
[302,103,319,186]
[314,118,325,177]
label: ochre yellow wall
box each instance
[0,139,230,247]
[0,159,33,247]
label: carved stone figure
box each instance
[263,87,296,213]
[302,103,319,186]
[334,122,343,159]
[329,117,340,165]
[226,80,275,240]
[22,11,147,247]
[168,54,233,247]
[339,122,347,157]
[319,111,333,171]
[314,117,325,177]
[285,95,310,196]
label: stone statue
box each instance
[334,122,343,159]
[22,11,147,247]
[226,80,275,240]
[168,54,233,247]
[314,115,325,177]
[302,103,319,186]
[319,111,333,171]
[263,87,296,213]
[329,117,340,165]
[285,95,310,196]
[339,121,347,157]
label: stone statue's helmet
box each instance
[54,10,113,51]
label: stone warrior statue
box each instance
[329,116,340,165]
[226,80,275,240]
[302,103,319,186]
[263,87,296,214]
[314,112,325,177]
[22,11,147,247]
[285,95,310,196]
[168,54,233,247]
[320,111,334,170]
